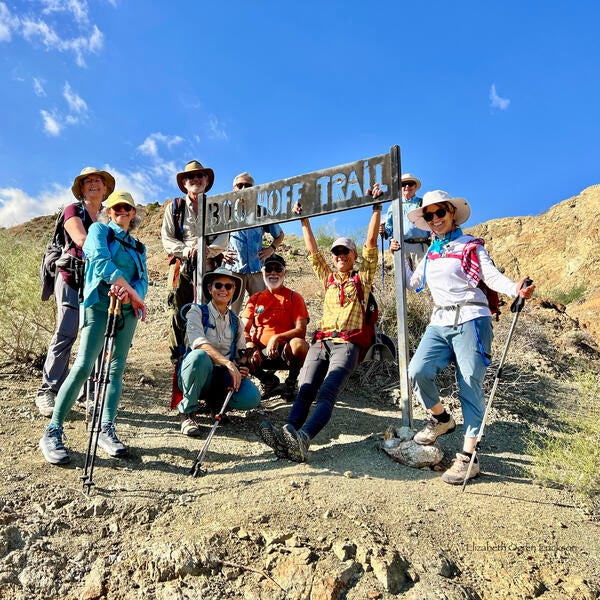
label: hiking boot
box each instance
[260,373,281,399]
[414,415,456,445]
[258,420,288,459]
[97,421,128,458]
[180,412,203,437]
[39,424,71,465]
[35,391,56,418]
[282,424,310,463]
[442,453,480,485]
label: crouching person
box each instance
[177,268,261,437]
[242,253,309,401]
[39,191,148,464]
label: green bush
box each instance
[527,370,600,500]
[0,231,55,365]
[546,284,587,305]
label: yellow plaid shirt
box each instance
[310,246,378,338]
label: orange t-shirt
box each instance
[243,287,309,348]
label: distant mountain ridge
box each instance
[8,184,599,341]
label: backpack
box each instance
[170,197,186,242]
[325,272,379,362]
[477,281,504,321]
[40,203,84,301]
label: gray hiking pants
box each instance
[38,276,80,395]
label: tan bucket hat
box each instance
[176,160,215,194]
[202,267,243,305]
[71,166,115,200]
[408,190,471,230]
[401,173,422,190]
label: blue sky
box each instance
[1,0,598,238]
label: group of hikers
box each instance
[36,161,534,486]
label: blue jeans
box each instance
[408,317,493,438]
[288,340,360,440]
[178,349,261,414]
[51,303,139,426]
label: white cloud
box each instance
[138,133,184,159]
[33,77,46,97]
[63,81,87,113]
[489,83,510,110]
[0,184,72,228]
[207,116,228,141]
[41,0,89,24]
[0,2,19,42]
[40,109,62,136]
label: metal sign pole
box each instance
[390,146,412,427]
[198,192,207,301]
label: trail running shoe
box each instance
[257,420,288,459]
[442,452,480,485]
[179,412,203,437]
[97,421,128,457]
[282,424,310,463]
[414,415,456,445]
[35,391,56,418]
[39,424,71,465]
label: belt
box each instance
[405,237,431,244]
[435,302,489,329]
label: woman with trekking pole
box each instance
[36,166,115,418]
[390,190,535,485]
[39,191,148,465]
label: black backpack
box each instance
[40,203,84,301]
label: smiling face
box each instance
[422,202,456,237]
[81,175,108,203]
[401,180,417,200]
[108,203,136,230]
[183,172,209,196]
[330,245,357,274]
[262,262,285,290]
[209,276,236,306]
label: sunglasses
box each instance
[185,173,208,181]
[212,282,234,291]
[331,247,351,256]
[423,207,448,222]
[265,265,284,273]
[402,181,416,188]
[234,182,253,189]
[111,204,134,212]
[83,177,104,185]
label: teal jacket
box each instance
[82,221,148,311]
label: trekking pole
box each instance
[85,355,101,429]
[81,295,122,494]
[462,278,533,492]
[380,232,385,289]
[190,349,247,477]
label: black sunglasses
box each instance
[111,204,134,212]
[402,181,416,187]
[185,173,207,181]
[212,282,234,291]
[235,182,253,189]
[265,265,284,273]
[332,247,351,256]
[423,207,448,222]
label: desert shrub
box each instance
[527,370,600,501]
[315,223,336,249]
[0,231,55,365]
[545,284,587,306]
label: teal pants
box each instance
[50,304,138,426]
[178,349,260,414]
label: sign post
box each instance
[198,145,412,426]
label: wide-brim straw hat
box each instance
[71,166,115,200]
[176,160,215,194]
[408,190,471,230]
[202,268,243,305]
[401,173,422,191]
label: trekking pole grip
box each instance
[510,278,533,313]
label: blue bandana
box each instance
[416,228,463,293]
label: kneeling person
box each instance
[242,254,309,400]
[177,268,261,437]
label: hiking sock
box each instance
[461,451,478,463]
[434,410,451,423]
